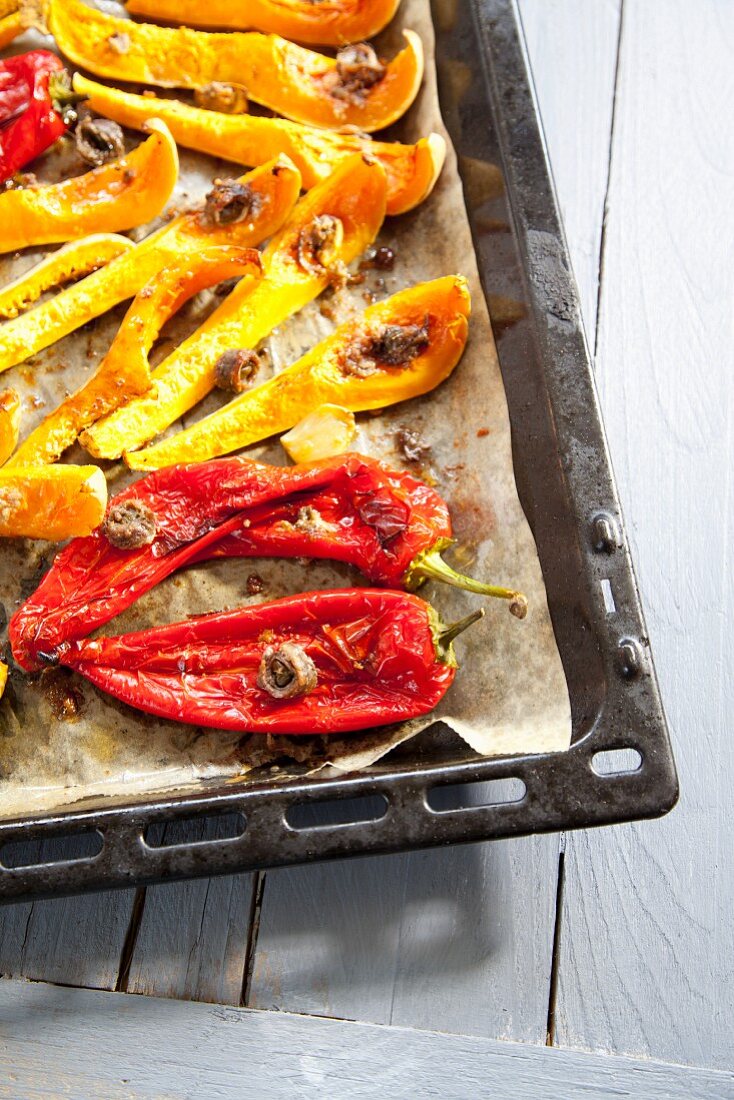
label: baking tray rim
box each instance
[0,0,678,903]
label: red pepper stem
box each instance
[407,545,528,620]
[438,607,485,648]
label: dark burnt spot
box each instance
[75,117,125,167]
[333,43,387,103]
[369,320,430,366]
[214,348,259,394]
[257,642,317,700]
[360,245,397,272]
[103,499,157,550]
[204,179,263,226]
[246,573,265,596]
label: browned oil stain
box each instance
[39,668,84,721]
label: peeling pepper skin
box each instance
[9,453,450,672]
[61,589,456,734]
[10,451,526,674]
[0,51,76,184]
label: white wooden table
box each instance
[2,2,733,1095]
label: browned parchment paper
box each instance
[0,0,571,820]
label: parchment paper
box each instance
[0,0,571,820]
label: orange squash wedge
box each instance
[48,0,422,133]
[82,154,387,461]
[0,235,134,321]
[126,0,401,45]
[124,275,470,469]
[0,464,107,539]
[0,9,22,50]
[0,157,301,376]
[74,76,445,217]
[0,119,178,254]
[0,389,21,465]
[9,247,260,467]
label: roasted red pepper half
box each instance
[0,51,82,184]
[10,453,525,672]
[60,589,481,735]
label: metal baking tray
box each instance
[0,0,677,903]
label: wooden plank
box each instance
[247,0,620,1040]
[0,838,133,991]
[519,0,622,338]
[125,816,255,1003]
[554,0,734,1069]
[250,837,558,1037]
[0,980,731,1100]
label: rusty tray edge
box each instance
[0,0,677,904]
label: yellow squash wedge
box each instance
[0,119,178,253]
[9,247,260,467]
[124,275,470,469]
[48,0,422,133]
[0,660,7,701]
[0,464,107,539]
[0,9,22,49]
[0,235,134,320]
[82,154,387,460]
[126,0,401,45]
[0,157,301,376]
[74,76,444,217]
[0,389,21,465]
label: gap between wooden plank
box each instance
[116,887,147,994]
[593,0,626,359]
[545,847,565,1046]
[240,870,266,1007]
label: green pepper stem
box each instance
[438,607,485,648]
[48,71,87,114]
[408,547,528,620]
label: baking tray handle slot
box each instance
[285,794,388,831]
[591,748,643,777]
[142,811,246,849]
[0,828,103,870]
[426,777,527,813]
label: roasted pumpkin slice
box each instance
[0,464,107,539]
[0,389,21,466]
[0,157,301,376]
[9,247,260,467]
[49,0,421,133]
[126,0,401,45]
[0,235,134,321]
[74,76,444,217]
[124,276,470,469]
[82,154,387,460]
[0,119,178,253]
[0,9,22,49]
